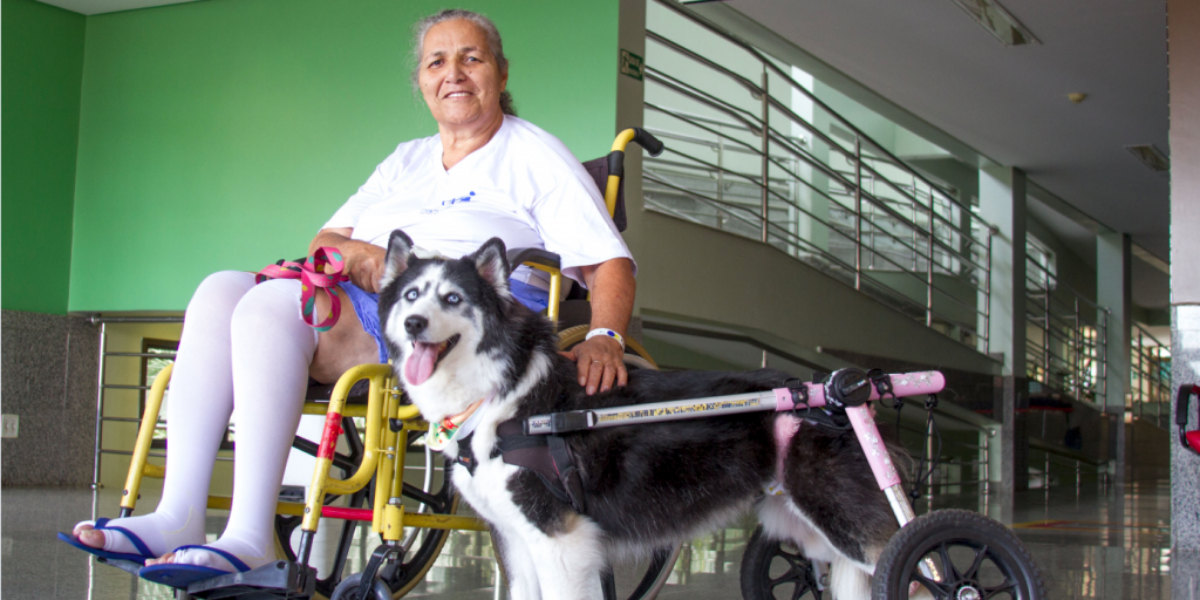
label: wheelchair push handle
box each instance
[606,128,664,178]
[630,127,665,156]
[1177,384,1196,427]
[1177,384,1200,455]
[603,128,666,219]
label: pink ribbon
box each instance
[256,247,349,332]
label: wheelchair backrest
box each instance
[582,156,626,232]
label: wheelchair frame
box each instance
[112,129,667,599]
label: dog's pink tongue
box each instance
[405,342,439,386]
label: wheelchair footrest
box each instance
[98,557,145,577]
[187,560,316,599]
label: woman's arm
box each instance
[563,257,636,395]
[311,228,389,293]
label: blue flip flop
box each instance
[138,545,251,589]
[57,518,159,565]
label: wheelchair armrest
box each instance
[507,247,561,271]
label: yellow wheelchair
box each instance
[115,129,671,600]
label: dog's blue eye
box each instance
[404,289,419,301]
[445,292,461,305]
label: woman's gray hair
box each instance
[411,9,516,116]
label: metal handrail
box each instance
[1130,322,1170,428]
[646,104,989,284]
[643,1,998,351]
[1027,438,1110,489]
[90,315,185,490]
[646,62,988,250]
[650,0,965,211]
[646,169,974,326]
[645,168,988,339]
[1021,259,1108,404]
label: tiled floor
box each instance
[2,476,1173,599]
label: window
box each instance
[139,338,234,450]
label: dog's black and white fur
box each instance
[378,230,909,600]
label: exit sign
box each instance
[620,49,644,81]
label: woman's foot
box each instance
[69,509,204,559]
[145,536,274,573]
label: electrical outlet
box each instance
[2,414,18,438]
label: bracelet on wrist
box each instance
[585,328,625,350]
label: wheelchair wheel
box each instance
[285,450,458,599]
[557,324,658,368]
[330,572,392,600]
[740,525,825,600]
[383,479,460,598]
[870,509,1045,600]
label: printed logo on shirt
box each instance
[420,191,475,214]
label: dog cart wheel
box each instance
[740,525,826,599]
[870,509,1045,600]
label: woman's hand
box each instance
[570,257,636,395]
[343,244,388,293]
[563,336,627,395]
[311,228,389,293]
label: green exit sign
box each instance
[620,49,644,81]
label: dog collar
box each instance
[426,393,493,451]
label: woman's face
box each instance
[418,19,508,131]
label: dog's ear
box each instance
[470,237,511,294]
[380,230,415,290]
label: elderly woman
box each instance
[65,9,635,579]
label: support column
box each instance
[978,165,1029,507]
[1097,233,1130,482]
[1169,0,1200,595]
[615,0,646,340]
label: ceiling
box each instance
[38,0,1172,306]
[36,0,199,15]
[695,0,1170,296]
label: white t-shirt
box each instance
[323,115,635,289]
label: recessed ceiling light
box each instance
[949,0,1041,47]
[1126,145,1170,173]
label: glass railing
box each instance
[643,0,996,353]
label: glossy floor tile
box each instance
[2,479,1172,599]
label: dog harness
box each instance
[455,419,588,514]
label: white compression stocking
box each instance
[171,277,318,572]
[76,271,255,556]
[77,272,319,574]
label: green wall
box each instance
[68,0,619,312]
[2,0,86,314]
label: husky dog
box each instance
[378,230,909,600]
